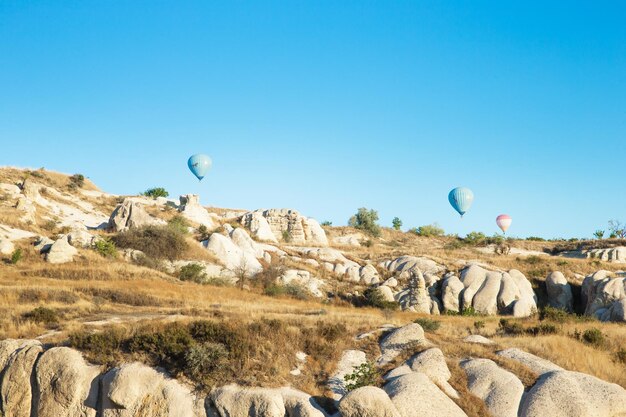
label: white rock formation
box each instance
[46,236,78,264]
[406,348,458,398]
[328,350,367,400]
[108,198,163,231]
[377,323,427,365]
[0,341,43,417]
[339,386,401,417]
[239,211,278,242]
[461,358,524,417]
[203,233,263,275]
[582,270,626,322]
[240,209,328,246]
[582,247,626,263]
[0,239,15,255]
[464,335,494,345]
[179,194,217,229]
[546,271,574,312]
[332,234,363,247]
[384,373,468,417]
[497,348,563,375]
[209,384,285,417]
[278,269,325,298]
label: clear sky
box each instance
[1,1,624,239]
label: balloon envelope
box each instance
[448,187,474,216]
[187,154,212,180]
[496,214,512,233]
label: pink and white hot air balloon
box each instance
[496,214,512,234]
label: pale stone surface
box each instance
[520,370,626,417]
[0,342,43,417]
[179,194,217,229]
[377,285,396,302]
[278,269,325,298]
[209,384,285,417]
[546,271,574,312]
[582,271,626,322]
[46,235,78,263]
[378,323,427,365]
[461,358,524,417]
[280,387,329,417]
[384,255,445,277]
[339,386,401,417]
[203,233,263,274]
[582,247,626,263]
[328,350,367,400]
[108,198,162,231]
[241,209,328,246]
[441,275,464,313]
[0,239,15,255]
[497,348,563,375]
[464,335,494,345]
[332,234,362,246]
[384,373,468,417]
[407,348,458,398]
[67,227,96,248]
[36,347,101,417]
[240,211,278,242]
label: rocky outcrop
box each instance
[581,271,626,322]
[328,350,367,400]
[0,341,43,417]
[461,358,524,417]
[332,234,362,247]
[384,373,468,417]
[546,271,574,312]
[203,233,263,275]
[394,268,442,314]
[209,385,285,417]
[290,247,379,284]
[582,247,626,263]
[405,348,458,398]
[441,274,464,312]
[381,256,445,277]
[339,386,400,417]
[36,347,101,417]
[497,348,563,375]
[278,270,325,298]
[0,238,15,255]
[520,370,626,417]
[377,323,427,365]
[445,265,537,317]
[240,209,328,246]
[108,199,162,232]
[45,235,78,264]
[179,194,216,229]
[464,335,494,345]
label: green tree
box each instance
[411,224,445,237]
[143,187,169,199]
[593,230,604,240]
[348,208,381,237]
[392,217,402,231]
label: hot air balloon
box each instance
[496,214,512,234]
[448,187,474,217]
[187,154,212,181]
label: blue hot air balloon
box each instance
[448,187,474,217]
[187,154,212,181]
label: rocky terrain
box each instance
[0,167,625,417]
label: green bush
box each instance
[23,307,59,325]
[411,224,445,237]
[540,306,570,323]
[464,231,487,246]
[392,217,402,231]
[10,248,22,264]
[581,328,605,346]
[94,238,117,258]
[348,208,381,237]
[526,323,559,336]
[344,361,380,391]
[281,230,292,242]
[196,225,211,241]
[128,323,194,371]
[461,306,479,316]
[142,187,169,199]
[68,174,85,189]
[184,342,229,383]
[179,263,207,283]
[498,319,525,336]
[414,318,441,332]
[113,225,188,261]
[321,221,332,226]
[363,287,399,310]
[68,328,125,365]
[526,236,546,241]
[168,215,191,235]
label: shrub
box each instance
[414,318,441,332]
[42,219,58,231]
[128,323,194,371]
[411,224,445,237]
[581,328,604,346]
[10,248,22,264]
[196,225,211,241]
[526,236,546,241]
[474,320,485,330]
[94,238,117,258]
[392,217,402,231]
[168,215,190,235]
[321,221,332,226]
[608,220,626,239]
[615,349,626,364]
[179,263,207,283]
[593,230,604,240]
[526,323,558,336]
[348,208,381,237]
[525,255,543,265]
[498,319,525,336]
[540,306,569,323]
[281,230,292,242]
[23,307,59,325]
[79,288,162,307]
[363,288,399,310]
[362,239,373,248]
[69,174,85,189]
[344,362,380,391]
[263,283,310,300]
[142,187,169,199]
[184,342,229,383]
[113,225,188,260]
[69,328,125,365]
[464,231,487,246]
[461,306,479,316]
[444,240,464,250]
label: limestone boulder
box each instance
[67,228,96,248]
[332,234,362,246]
[464,335,494,345]
[0,239,15,255]
[497,348,563,375]
[377,285,396,302]
[179,194,216,229]
[280,388,329,417]
[108,198,162,231]
[583,247,626,263]
[441,275,464,313]
[406,348,458,398]
[278,270,325,298]
[520,370,626,417]
[209,384,285,417]
[384,373,468,417]
[461,358,524,417]
[203,233,263,274]
[546,271,574,312]
[46,235,78,264]
[241,209,328,246]
[378,323,427,365]
[240,211,278,243]
[582,271,626,322]
[0,342,43,417]
[36,347,101,417]
[101,362,197,417]
[383,256,445,277]
[338,386,401,417]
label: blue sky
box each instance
[1,1,624,239]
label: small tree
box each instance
[344,362,380,391]
[348,208,381,237]
[234,257,251,290]
[143,187,169,199]
[411,224,445,237]
[69,174,85,189]
[608,220,626,239]
[593,230,605,240]
[392,217,402,231]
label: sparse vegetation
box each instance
[142,187,169,199]
[411,223,445,237]
[578,328,605,347]
[23,307,59,325]
[168,215,191,235]
[344,361,380,391]
[392,217,402,231]
[363,287,398,310]
[178,263,207,283]
[281,230,292,242]
[608,220,626,239]
[348,208,381,237]
[593,230,605,240]
[321,220,332,226]
[9,248,22,264]
[94,238,117,258]
[113,225,188,261]
[68,173,85,189]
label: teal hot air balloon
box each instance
[448,187,474,217]
[187,154,212,181]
